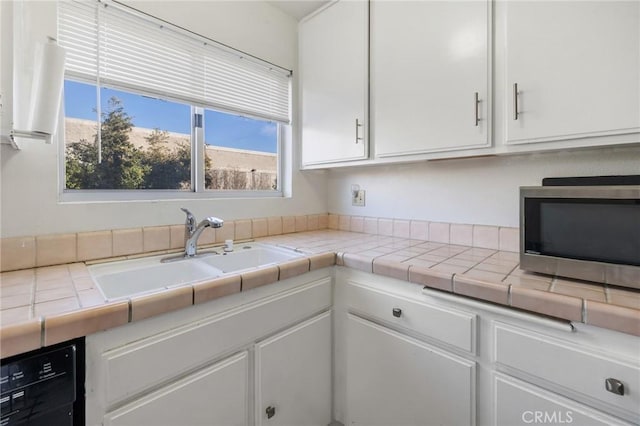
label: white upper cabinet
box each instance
[300,0,369,166]
[505,1,640,145]
[372,0,491,158]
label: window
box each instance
[58,0,290,197]
[204,109,279,191]
[64,81,193,190]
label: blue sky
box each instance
[64,80,277,153]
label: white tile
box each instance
[351,216,364,233]
[473,225,499,250]
[410,220,428,241]
[393,220,411,238]
[338,215,351,231]
[499,227,520,252]
[363,217,378,234]
[429,222,450,244]
[450,224,472,246]
[378,218,393,236]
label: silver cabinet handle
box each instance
[513,83,519,120]
[605,378,625,395]
[392,308,402,318]
[474,92,480,126]
[355,118,364,144]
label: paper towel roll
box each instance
[28,40,66,139]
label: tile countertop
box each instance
[1,230,639,358]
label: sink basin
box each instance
[197,243,304,273]
[88,243,304,300]
[89,255,222,300]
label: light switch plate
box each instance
[352,189,365,206]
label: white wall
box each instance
[0,1,328,238]
[327,145,640,228]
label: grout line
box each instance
[504,263,520,281]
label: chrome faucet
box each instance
[181,208,224,257]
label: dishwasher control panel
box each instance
[1,344,76,426]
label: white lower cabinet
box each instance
[494,374,633,426]
[255,311,332,426]
[104,351,249,426]
[86,268,640,426]
[85,271,333,426]
[334,268,640,426]
[346,314,475,426]
[494,322,640,419]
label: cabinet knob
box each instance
[605,378,625,395]
[392,308,402,318]
[266,405,276,419]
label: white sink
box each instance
[89,244,304,300]
[196,243,304,273]
[89,255,222,300]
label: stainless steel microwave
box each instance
[520,179,640,289]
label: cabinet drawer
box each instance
[495,323,640,418]
[103,277,332,406]
[494,373,633,426]
[345,280,476,353]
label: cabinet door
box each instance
[346,314,475,426]
[255,311,332,426]
[505,1,640,144]
[300,1,368,166]
[495,374,634,426]
[104,351,248,426]
[372,0,491,157]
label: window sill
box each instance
[59,190,284,204]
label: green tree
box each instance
[65,97,147,189]
[66,96,218,190]
[65,136,98,189]
[96,97,147,188]
[141,129,191,189]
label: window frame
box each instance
[59,77,285,203]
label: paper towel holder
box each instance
[6,129,52,149]
[6,37,65,150]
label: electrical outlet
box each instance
[352,189,365,206]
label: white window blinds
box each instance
[58,0,291,123]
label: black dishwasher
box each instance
[1,338,84,426]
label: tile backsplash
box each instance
[327,214,519,253]
[0,212,520,272]
[1,214,329,272]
